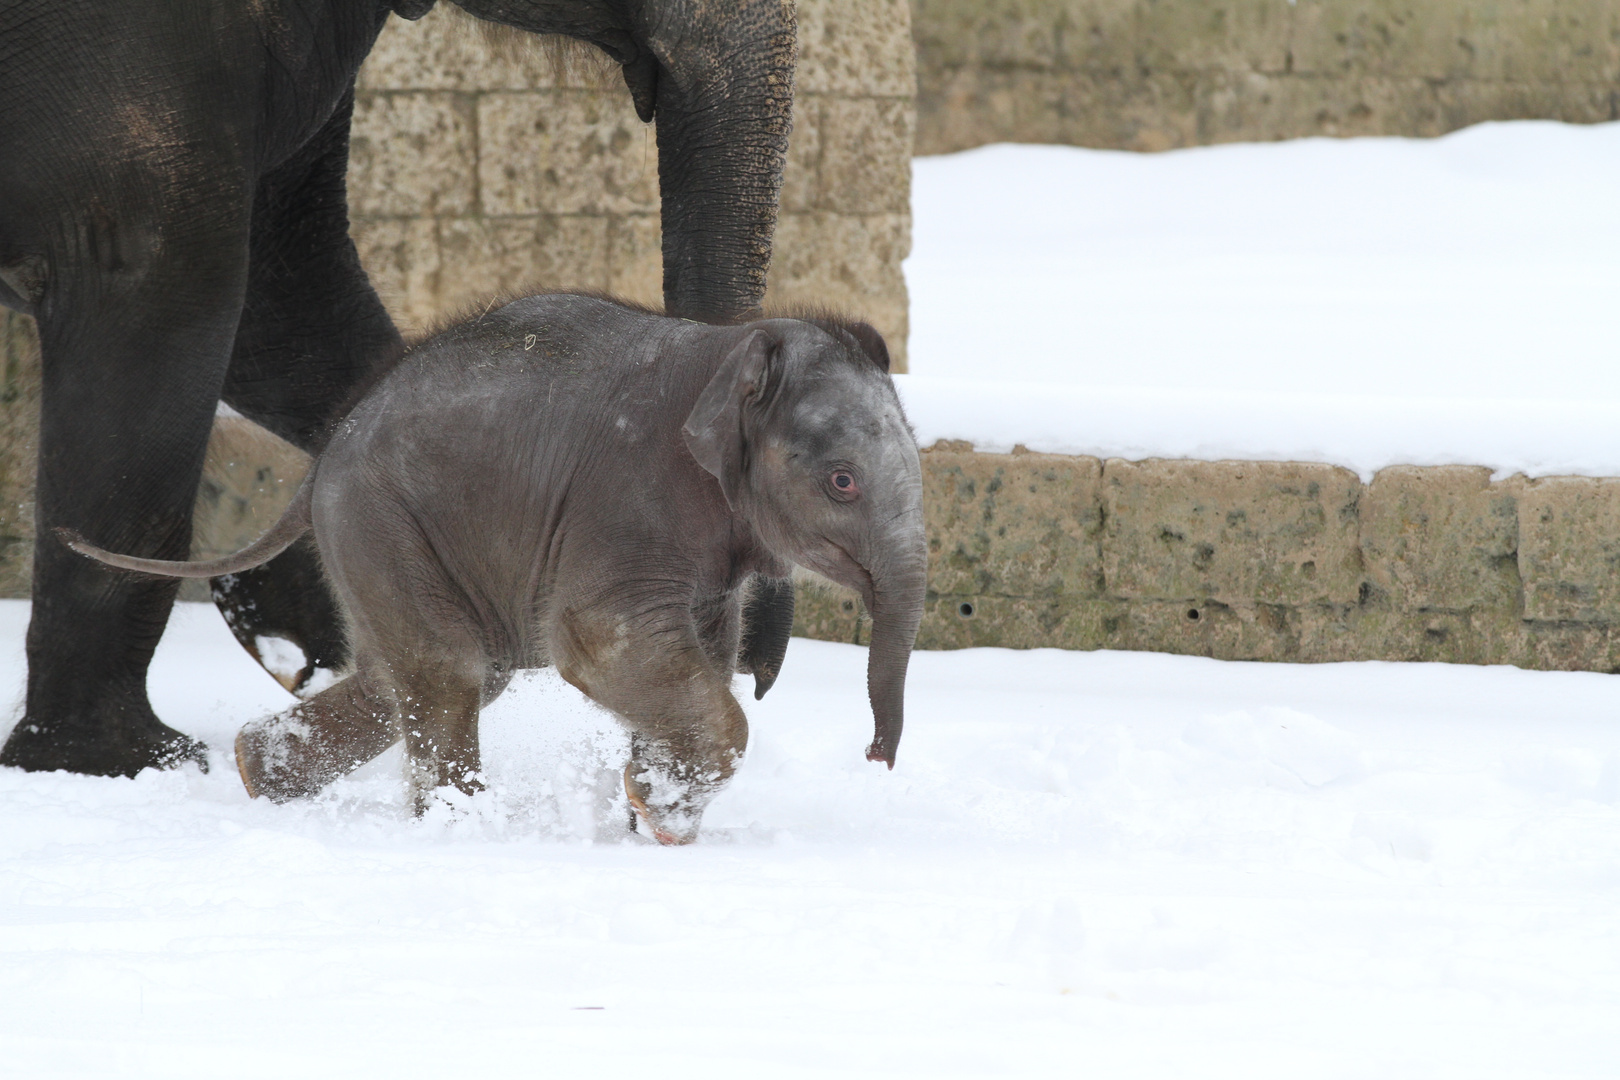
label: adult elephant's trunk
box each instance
[635,0,796,321]
[862,538,928,769]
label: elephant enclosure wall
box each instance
[350,0,915,367]
[796,447,1620,674]
[913,0,1620,154]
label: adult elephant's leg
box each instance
[215,88,403,695]
[1,238,249,775]
[737,575,794,700]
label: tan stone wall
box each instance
[794,445,1620,673]
[0,311,39,599]
[913,0,1620,154]
[353,0,916,367]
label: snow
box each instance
[7,122,1620,1073]
[900,121,1620,479]
[4,598,1620,1075]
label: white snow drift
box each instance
[901,120,1620,479]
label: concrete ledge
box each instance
[794,444,1620,673]
[912,0,1620,154]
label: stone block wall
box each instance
[0,311,39,599]
[912,0,1620,153]
[353,0,915,366]
[795,445,1620,673]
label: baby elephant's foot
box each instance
[406,772,486,818]
[236,675,398,802]
[622,754,731,846]
[236,716,324,803]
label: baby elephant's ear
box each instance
[684,329,775,510]
[845,322,890,373]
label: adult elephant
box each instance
[0,0,796,776]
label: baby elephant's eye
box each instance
[829,470,860,499]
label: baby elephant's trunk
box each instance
[57,470,315,579]
[863,543,928,768]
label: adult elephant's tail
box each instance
[58,470,316,579]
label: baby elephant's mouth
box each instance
[801,540,874,610]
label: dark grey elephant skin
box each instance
[64,295,927,843]
[0,0,795,777]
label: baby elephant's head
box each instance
[683,318,927,768]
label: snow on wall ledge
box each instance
[796,445,1620,673]
[892,375,1620,484]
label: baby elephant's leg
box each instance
[557,621,748,844]
[236,673,396,802]
[394,665,486,815]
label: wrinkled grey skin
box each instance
[0,0,795,780]
[65,295,927,843]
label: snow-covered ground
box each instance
[901,121,1620,478]
[7,124,1620,1075]
[4,600,1620,1076]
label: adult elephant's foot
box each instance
[212,540,350,697]
[0,705,208,777]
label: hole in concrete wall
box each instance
[958,601,976,619]
[841,599,855,613]
[1186,608,1201,621]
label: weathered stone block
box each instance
[913,0,1620,154]
[1132,0,1292,75]
[922,448,1102,598]
[350,92,476,217]
[1360,465,1519,613]
[1493,0,1620,84]
[192,420,311,557]
[1102,459,1363,605]
[477,91,658,217]
[1191,69,1424,142]
[606,214,664,309]
[1460,609,1619,673]
[1288,0,1483,80]
[1428,77,1618,131]
[816,97,914,215]
[917,66,1203,154]
[792,572,869,644]
[435,215,611,313]
[1516,619,1619,673]
[0,311,39,599]
[352,217,442,332]
[916,593,1126,651]
[1519,476,1620,623]
[797,0,916,97]
[1289,0,1620,84]
[360,4,609,92]
[780,95,824,213]
[1127,598,1331,662]
[180,417,312,603]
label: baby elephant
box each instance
[64,295,927,843]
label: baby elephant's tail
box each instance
[59,470,316,579]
